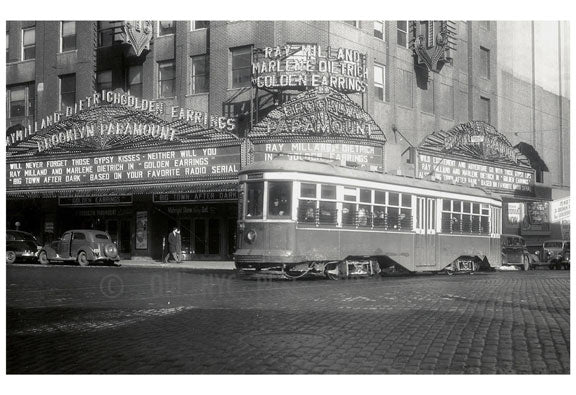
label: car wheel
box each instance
[38,251,49,265]
[77,251,89,267]
[6,250,17,264]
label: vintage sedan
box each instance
[38,229,120,266]
[501,234,537,271]
[6,230,41,264]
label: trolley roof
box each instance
[240,159,501,201]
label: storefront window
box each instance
[246,182,264,218]
[268,181,292,218]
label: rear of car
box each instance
[501,234,531,270]
[6,230,40,264]
[89,231,120,264]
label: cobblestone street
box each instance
[6,265,570,374]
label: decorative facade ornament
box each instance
[411,21,456,73]
[121,21,153,57]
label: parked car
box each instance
[543,240,570,270]
[6,230,41,264]
[38,229,120,266]
[500,234,537,271]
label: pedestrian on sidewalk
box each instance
[175,227,182,263]
[163,227,181,263]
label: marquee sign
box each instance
[6,89,237,151]
[58,195,133,206]
[419,121,531,167]
[7,145,240,190]
[250,86,386,142]
[153,190,238,203]
[252,44,368,93]
[417,152,535,194]
[254,142,383,171]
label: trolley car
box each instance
[235,159,502,279]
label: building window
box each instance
[374,64,386,101]
[374,21,385,40]
[191,21,209,31]
[480,46,490,79]
[343,21,359,28]
[189,55,209,94]
[7,83,35,122]
[157,21,175,36]
[158,61,176,98]
[22,27,35,60]
[59,74,76,110]
[61,21,76,52]
[397,69,413,108]
[479,96,491,124]
[397,21,408,48]
[230,46,252,88]
[128,65,143,98]
[96,70,112,92]
[97,21,123,47]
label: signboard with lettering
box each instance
[550,197,570,223]
[7,145,240,190]
[252,45,368,93]
[417,153,535,194]
[153,190,238,203]
[521,201,551,235]
[254,142,383,171]
[59,195,133,206]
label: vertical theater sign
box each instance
[6,90,241,260]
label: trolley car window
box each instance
[268,181,292,218]
[360,189,371,203]
[321,184,336,200]
[246,182,264,218]
[441,199,490,234]
[300,183,316,198]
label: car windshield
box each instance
[504,237,523,247]
[544,241,563,248]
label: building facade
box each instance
[5,20,570,261]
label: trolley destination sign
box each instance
[417,152,535,194]
[7,145,240,189]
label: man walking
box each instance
[164,227,181,263]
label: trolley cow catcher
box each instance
[235,160,502,279]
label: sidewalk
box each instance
[119,259,236,271]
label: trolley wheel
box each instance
[324,262,341,280]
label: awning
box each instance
[6,180,239,199]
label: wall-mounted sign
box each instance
[550,197,570,223]
[153,190,238,203]
[58,195,133,206]
[417,153,535,194]
[252,44,368,93]
[7,145,240,190]
[121,21,153,57]
[254,143,383,171]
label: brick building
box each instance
[5,21,570,261]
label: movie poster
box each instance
[136,211,148,249]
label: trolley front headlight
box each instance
[246,229,257,244]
